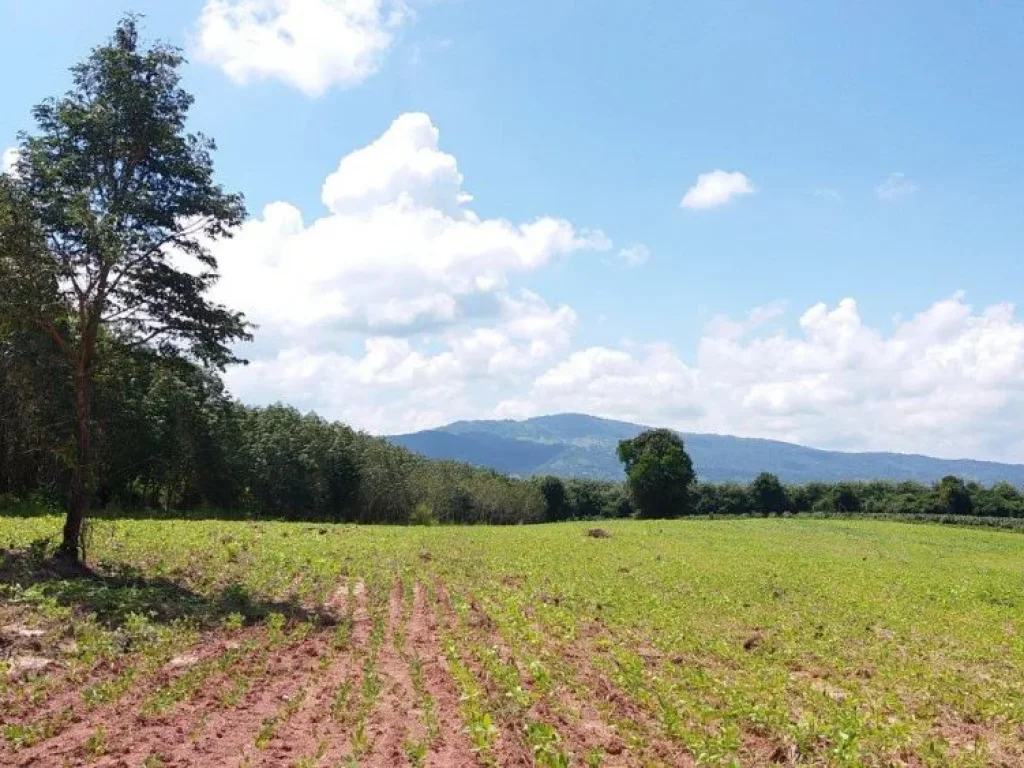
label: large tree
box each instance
[747,472,789,515]
[937,475,973,516]
[0,16,249,560]
[617,428,696,518]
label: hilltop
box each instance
[389,413,1024,485]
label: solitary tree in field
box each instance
[938,475,972,516]
[617,428,695,518]
[748,472,789,515]
[0,16,249,561]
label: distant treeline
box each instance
[5,341,1024,525]
[538,473,1024,521]
[5,337,1024,526]
[0,343,545,525]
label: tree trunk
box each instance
[60,368,91,562]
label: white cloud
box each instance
[195,0,409,96]
[321,113,468,215]
[704,300,788,341]
[496,343,703,424]
[226,289,579,433]
[616,243,650,267]
[211,112,607,432]
[2,146,20,176]
[680,170,756,210]
[209,112,609,339]
[875,172,918,201]
[497,295,1024,462]
[202,116,1024,461]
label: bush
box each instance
[409,502,438,526]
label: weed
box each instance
[83,725,107,758]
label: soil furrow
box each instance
[433,581,533,767]
[313,579,371,766]
[5,629,257,767]
[157,631,330,767]
[360,579,418,767]
[408,582,481,768]
[465,594,636,767]
[258,580,369,767]
[558,628,698,767]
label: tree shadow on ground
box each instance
[0,544,336,630]
[0,504,349,524]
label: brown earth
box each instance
[1,579,705,767]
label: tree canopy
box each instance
[1,15,249,559]
[617,428,696,518]
[748,472,789,515]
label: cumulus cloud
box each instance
[875,172,918,201]
[616,243,650,268]
[680,170,756,210]
[200,116,1024,460]
[226,289,578,433]
[496,343,704,424]
[211,112,607,432]
[498,295,1024,462]
[195,0,409,95]
[209,112,608,340]
[703,301,788,341]
[2,146,20,176]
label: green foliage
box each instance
[537,476,569,522]
[693,482,749,517]
[617,429,696,518]
[564,479,632,519]
[938,475,973,515]
[408,502,438,526]
[4,515,1024,763]
[15,15,250,367]
[747,472,789,515]
[1,15,250,558]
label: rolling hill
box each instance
[389,413,1024,485]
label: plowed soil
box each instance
[1,578,667,768]
[9,517,1021,766]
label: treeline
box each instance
[5,334,1024,525]
[534,472,1024,522]
[692,473,1024,519]
[0,340,546,525]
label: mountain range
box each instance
[388,413,1024,486]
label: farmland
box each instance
[2,516,1024,766]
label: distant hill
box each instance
[388,413,1024,486]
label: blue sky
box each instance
[3,1,1024,460]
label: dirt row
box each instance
[3,579,694,767]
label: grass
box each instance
[2,515,1024,765]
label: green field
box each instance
[2,516,1024,766]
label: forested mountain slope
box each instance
[390,414,1024,485]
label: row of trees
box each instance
[605,428,1024,520]
[0,17,560,554]
[536,471,1024,522]
[5,306,1024,526]
[0,339,549,526]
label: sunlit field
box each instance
[2,516,1023,766]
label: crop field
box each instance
[1,517,1024,767]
